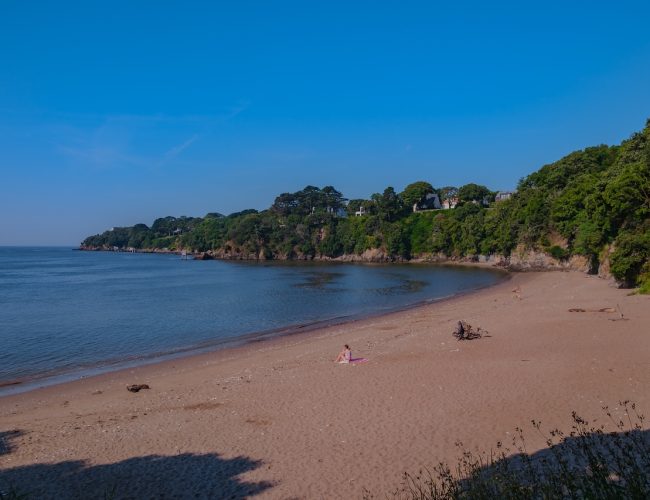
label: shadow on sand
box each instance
[393,409,650,499]
[1,449,273,499]
[457,429,650,498]
[0,430,24,457]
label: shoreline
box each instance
[0,266,510,398]
[78,244,596,274]
[1,270,646,498]
[0,260,509,398]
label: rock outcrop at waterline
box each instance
[78,244,615,281]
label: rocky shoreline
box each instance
[78,244,617,282]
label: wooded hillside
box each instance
[82,121,650,289]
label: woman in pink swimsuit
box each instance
[335,344,351,364]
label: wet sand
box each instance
[1,271,648,498]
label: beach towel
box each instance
[349,358,369,364]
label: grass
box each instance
[366,402,650,499]
[636,274,650,295]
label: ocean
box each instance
[0,247,505,394]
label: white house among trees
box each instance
[495,191,515,202]
[413,193,442,212]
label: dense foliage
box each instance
[82,121,650,288]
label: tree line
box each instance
[82,120,650,290]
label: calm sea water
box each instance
[0,247,505,393]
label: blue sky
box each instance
[1,1,649,245]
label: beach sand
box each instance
[1,270,648,498]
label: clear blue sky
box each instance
[1,1,649,245]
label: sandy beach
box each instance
[1,270,648,499]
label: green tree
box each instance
[372,187,405,222]
[438,186,459,202]
[458,183,491,204]
[271,192,300,215]
[321,185,347,212]
[346,199,374,216]
[603,162,650,225]
[610,226,650,286]
[400,181,434,209]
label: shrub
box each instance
[366,402,650,500]
[547,245,568,261]
[610,228,650,286]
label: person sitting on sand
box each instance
[335,344,352,364]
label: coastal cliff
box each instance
[80,120,649,290]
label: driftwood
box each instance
[568,304,629,321]
[609,303,629,321]
[452,321,486,341]
[126,384,150,393]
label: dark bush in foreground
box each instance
[368,402,649,499]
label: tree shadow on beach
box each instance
[389,404,650,499]
[1,451,273,499]
[0,430,23,456]
[454,429,650,498]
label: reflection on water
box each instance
[0,248,506,387]
[293,271,345,290]
[373,278,428,295]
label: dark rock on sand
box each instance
[127,384,150,393]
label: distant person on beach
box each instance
[335,344,351,364]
